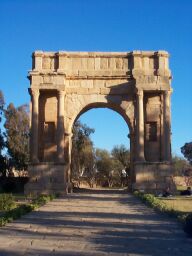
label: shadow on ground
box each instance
[0,189,191,256]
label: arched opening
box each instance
[70,103,133,191]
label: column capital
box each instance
[30,88,40,98]
[164,89,173,95]
[164,89,172,96]
[136,89,143,97]
[65,132,73,137]
[57,90,66,97]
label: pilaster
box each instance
[163,90,172,161]
[31,88,40,163]
[136,90,145,162]
[57,90,65,163]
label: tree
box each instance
[180,143,192,186]
[172,155,189,176]
[0,90,7,176]
[0,90,5,152]
[4,103,30,170]
[111,144,130,182]
[95,149,113,186]
[181,142,192,164]
[183,169,192,187]
[95,149,123,187]
[111,144,130,167]
[71,120,95,187]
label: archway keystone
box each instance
[25,51,175,195]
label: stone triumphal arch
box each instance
[25,50,175,195]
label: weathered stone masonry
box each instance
[25,50,175,195]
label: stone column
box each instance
[128,132,135,184]
[57,90,65,162]
[136,90,145,161]
[31,88,40,163]
[163,90,171,161]
[64,132,72,167]
[64,132,73,192]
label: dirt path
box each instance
[0,190,191,255]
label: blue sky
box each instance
[0,0,192,155]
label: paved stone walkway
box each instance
[0,190,191,256]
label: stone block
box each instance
[93,80,105,88]
[149,57,155,69]
[100,88,110,94]
[94,58,100,70]
[87,58,94,69]
[31,75,43,85]
[72,58,81,70]
[97,94,108,103]
[108,58,116,70]
[78,88,89,94]
[105,80,119,88]
[133,162,175,193]
[58,55,66,70]
[100,58,108,69]
[123,58,128,70]
[69,80,81,88]
[54,75,65,85]
[81,58,88,69]
[115,58,123,69]
[81,80,94,88]
[25,164,67,195]
[88,88,100,94]
[43,76,53,84]
[66,69,79,76]
[142,57,149,70]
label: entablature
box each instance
[29,50,171,81]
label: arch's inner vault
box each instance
[25,51,175,194]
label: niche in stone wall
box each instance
[146,122,157,142]
[144,93,161,162]
[39,92,57,162]
[44,122,55,143]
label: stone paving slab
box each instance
[0,190,191,255]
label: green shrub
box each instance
[133,191,179,217]
[0,194,56,227]
[184,213,192,236]
[32,194,55,206]
[0,194,16,211]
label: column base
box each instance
[132,161,176,194]
[25,162,68,196]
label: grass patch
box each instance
[0,194,56,227]
[159,197,192,213]
[133,191,191,222]
[177,185,188,191]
